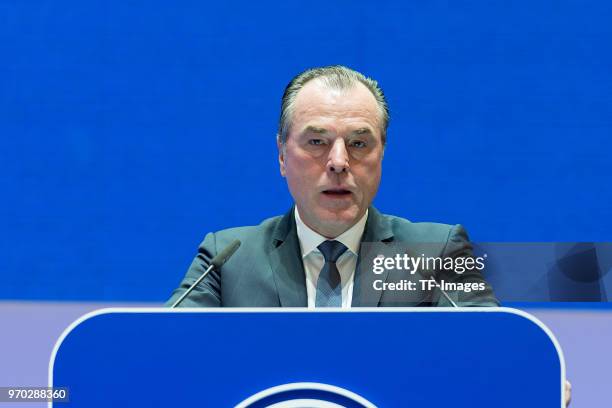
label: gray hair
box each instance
[277,65,389,146]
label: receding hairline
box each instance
[283,78,385,141]
[277,65,389,146]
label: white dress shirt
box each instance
[294,207,368,308]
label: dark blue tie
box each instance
[315,240,348,307]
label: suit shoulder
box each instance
[382,213,461,242]
[210,214,284,242]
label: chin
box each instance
[316,208,362,234]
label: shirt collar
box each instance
[294,207,368,258]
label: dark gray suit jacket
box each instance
[166,207,498,307]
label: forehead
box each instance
[291,79,382,130]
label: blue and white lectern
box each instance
[50,308,564,407]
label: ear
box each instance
[277,134,286,177]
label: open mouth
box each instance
[322,189,352,197]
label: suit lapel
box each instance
[352,207,394,307]
[269,208,308,307]
[267,206,394,307]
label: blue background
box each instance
[2,1,611,301]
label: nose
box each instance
[327,139,349,174]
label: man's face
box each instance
[278,80,384,238]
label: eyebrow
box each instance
[303,125,328,134]
[352,127,373,136]
[302,126,374,135]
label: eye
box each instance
[308,139,326,146]
[349,140,367,148]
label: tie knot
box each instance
[318,240,348,263]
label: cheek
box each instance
[285,162,312,197]
[286,155,320,182]
[358,162,382,196]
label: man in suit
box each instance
[166,66,574,406]
[166,65,498,308]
